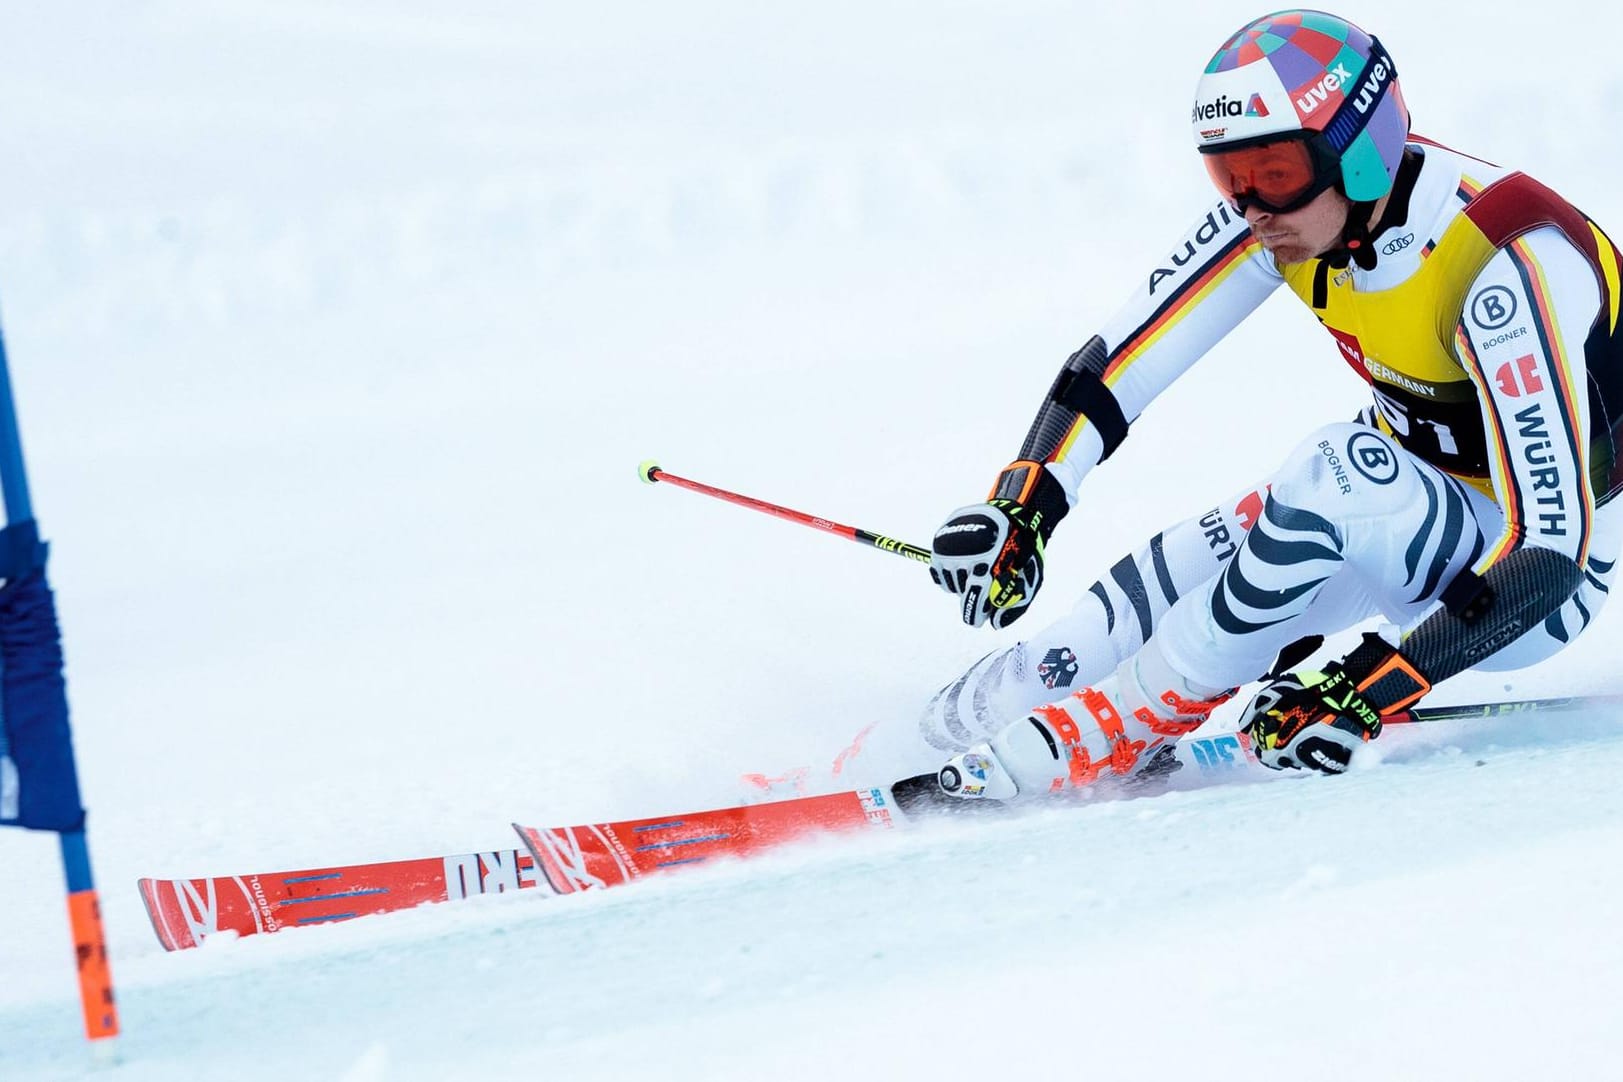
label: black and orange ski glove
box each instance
[930,461,1070,629]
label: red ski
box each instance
[507,692,1623,896]
[136,694,1623,947]
[137,847,542,951]
[513,785,904,894]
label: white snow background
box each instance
[2,2,1621,1078]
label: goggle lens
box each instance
[1202,139,1328,214]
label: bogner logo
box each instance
[1295,63,1353,114]
[1351,54,1394,115]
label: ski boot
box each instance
[937,640,1233,801]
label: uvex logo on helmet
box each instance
[1190,93,1270,124]
[1351,53,1395,115]
[1294,63,1353,116]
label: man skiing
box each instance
[922,9,1622,800]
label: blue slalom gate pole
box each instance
[0,308,120,1046]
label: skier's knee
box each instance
[1271,422,1409,514]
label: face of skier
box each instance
[1241,187,1351,266]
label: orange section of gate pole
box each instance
[66,889,120,1043]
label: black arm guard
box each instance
[1278,547,1583,716]
[1016,335,1131,465]
[1397,546,1584,692]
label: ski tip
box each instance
[510,822,541,857]
[637,458,662,484]
[135,878,186,952]
[511,823,567,895]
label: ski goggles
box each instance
[1199,134,1342,215]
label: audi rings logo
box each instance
[1381,233,1414,255]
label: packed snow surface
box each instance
[2,3,1621,1078]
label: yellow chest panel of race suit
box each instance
[1280,212,1503,493]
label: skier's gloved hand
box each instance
[931,461,1069,628]
[1241,632,1432,774]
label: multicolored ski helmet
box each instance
[1191,11,1409,213]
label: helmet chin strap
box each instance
[1307,146,1425,307]
[1310,198,1381,308]
[1330,199,1382,271]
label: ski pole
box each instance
[1388,691,1623,725]
[637,460,932,565]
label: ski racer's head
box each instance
[1190,10,1409,264]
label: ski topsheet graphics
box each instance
[137,693,1623,949]
[138,848,542,950]
[513,787,901,894]
[137,789,902,949]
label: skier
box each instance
[921,9,1623,799]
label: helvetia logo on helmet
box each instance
[1192,96,1240,123]
[1193,94,1270,126]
